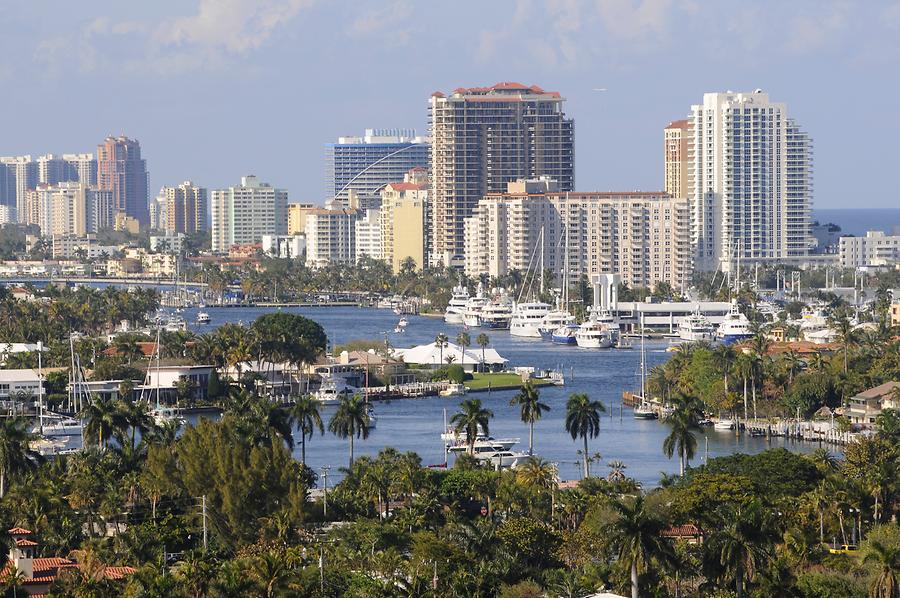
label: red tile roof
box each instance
[9,527,33,535]
[15,538,38,547]
[662,524,703,537]
[448,82,559,97]
[386,182,426,191]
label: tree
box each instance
[662,393,704,476]
[456,331,471,368]
[118,399,155,452]
[292,394,324,466]
[604,495,675,598]
[509,379,550,455]
[476,333,490,372]
[435,333,449,366]
[81,394,127,449]
[450,398,494,456]
[564,393,606,478]
[328,394,371,466]
[706,501,776,598]
[0,416,41,498]
[864,540,899,598]
[829,306,856,374]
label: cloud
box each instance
[347,0,413,38]
[784,1,851,54]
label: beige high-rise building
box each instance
[664,120,689,199]
[211,176,288,253]
[37,182,114,236]
[161,181,207,234]
[464,179,691,290]
[429,83,574,267]
[288,203,315,235]
[380,168,428,273]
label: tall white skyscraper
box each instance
[211,175,287,253]
[689,90,813,272]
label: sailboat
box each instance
[510,228,551,338]
[31,341,84,438]
[549,227,578,345]
[145,325,185,426]
[633,325,658,419]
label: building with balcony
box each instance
[463,179,692,290]
[26,182,113,236]
[159,181,208,233]
[211,175,288,253]
[304,202,358,267]
[429,83,574,267]
[664,120,689,199]
[97,136,150,226]
[380,168,428,273]
[848,381,900,425]
[839,231,900,268]
[354,208,381,262]
[288,202,316,235]
[261,234,306,259]
[688,90,813,272]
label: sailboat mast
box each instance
[539,226,545,299]
[37,340,43,434]
[640,315,646,400]
[155,325,162,409]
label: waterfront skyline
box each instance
[3,1,900,208]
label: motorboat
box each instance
[480,301,512,330]
[394,326,404,334]
[594,310,621,345]
[314,375,356,405]
[715,301,753,345]
[366,405,377,429]
[551,323,579,345]
[678,307,715,343]
[151,406,185,426]
[509,301,551,338]
[538,310,575,340]
[439,382,468,397]
[575,319,613,349]
[196,312,211,325]
[714,419,736,431]
[31,413,83,437]
[633,403,659,420]
[462,283,489,327]
[446,435,520,453]
[397,317,409,328]
[474,450,529,469]
[444,284,470,324]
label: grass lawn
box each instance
[464,372,553,390]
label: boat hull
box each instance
[509,323,542,337]
[576,336,612,349]
[717,333,752,345]
[444,311,465,324]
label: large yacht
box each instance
[575,320,613,348]
[716,301,753,345]
[444,284,470,324]
[509,301,551,338]
[538,308,575,340]
[480,297,513,330]
[678,307,715,343]
[462,284,489,328]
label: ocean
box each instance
[812,208,900,236]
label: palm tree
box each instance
[434,333,448,366]
[604,495,674,598]
[81,394,127,449]
[328,394,371,466]
[708,502,776,598]
[456,331,471,368]
[564,393,606,478]
[509,378,550,455]
[829,306,855,374]
[864,540,899,598]
[291,395,323,466]
[515,456,558,492]
[476,333,490,372]
[0,416,41,498]
[119,399,155,452]
[662,393,703,476]
[450,398,493,456]
[712,344,735,394]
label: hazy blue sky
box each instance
[3,1,899,208]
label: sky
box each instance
[2,0,900,209]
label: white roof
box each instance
[393,341,507,366]
[0,343,41,354]
[0,369,40,383]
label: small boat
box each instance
[551,323,579,345]
[151,406,185,426]
[714,419,736,431]
[439,382,468,397]
[366,405,377,429]
[633,403,659,420]
[196,312,211,325]
[393,326,404,334]
[397,317,409,328]
[475,450,529,469]
[32,413,83,437]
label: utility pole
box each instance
[321,467,330,519]
[319,545,325,594]
[201,495,208,552]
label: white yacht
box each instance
[314,375,355,405]
[481,300,513,330]
[551,323,579,345]
[509,301,551,338]
[475,450,529,469]
[575,320,613,348]
[446,435,520,453]
[462,285,489,328]
[151,406,185,426]
[714,418,736,431]
[539,310,575,340]
[196,312,210,325]
[678,307,715,343]
[633,403,659,420]
[595,310,621,345]
[715,301,753,345]
[444,284,470,324]
[32,414,83,438]
[439,382,468,397]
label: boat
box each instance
[575,319,613,348]
[439,382,468,397]
[595,310,622,345]
[32,413,83,437]
[462,283,489,327]
[475,450,529,469]
[444,283,469,324]
[715,301,753,345]
[633,403,659,420]
[480,300,512,330]
[151,406,185,426]
[678,306,716,343]
[393,326,404,334]
[446,435,520,453]
[551,323,579,344]
[397,317,408,328]
[366,405,377,429]
[314,375,355,405]
[196,312,211,325]
[510,301,551,337]
[539,309,575,340]
[714,419,736,431]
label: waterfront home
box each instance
[848,381,900,425]
[140,364,216,403]
[0,527,134,596]
[661,523,705,545]
[0,368,42,402]
[392,341,507,372]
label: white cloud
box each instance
[347,0,413,38]
[784,1,851,55]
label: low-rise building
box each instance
[149,231,185,254]
[51,235,120,260]
[0,368,42,401]
[848,381,900,425]
[892,300,900,328]
[261,234,306,259]
[839,231,900,268]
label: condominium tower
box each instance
[25,182,113,236]
[429,83,575,267]
[688,90,813,272]
[664,120,689,199]
[325,129,428,209]
[97,136,150,227]
[380,168,429,273]
[160,181,208,234]
[464,179,691,290]
[211,176,287,253]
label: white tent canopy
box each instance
[393,341,507,371]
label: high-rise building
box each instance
[429,83,575,267]
[464,179,692,290]
[25,182,113,236]
[211,175,287,253]
[0,156,37,222]
[37,153,97,187]
[354,208,382,262]
[380,168,428,273]
[304,202,358,268]
[97,136,150,226]
[664,120,689,199]
[688,90,813,272]
[160,181,207,234]
[287,203,316,235]
[325,129,429,209]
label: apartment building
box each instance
[211,176,288,253]
[839,231,900,268]
[688,90,813,272]
[97,136,150,226]
[325,129,428,209]
[37,154,97,186]
[0,156,37,222]
[304,202,358,267]
[354,208,381,262]
[288,203,316,235]
[160,181,207,233]
[664,120,689,199]
[379,168,428,273]
[261,234,306,259]
[26,182,113,236]
[429,83,575,267]
[464,179,692,290]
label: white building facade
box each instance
[839,231,900,268]
[261,234,306,259]
[304,204,358,267]
[689,90,813,272]
[354,208,381,262]
[211,176,287,253]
